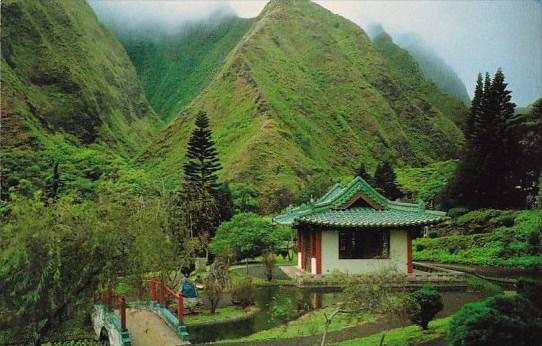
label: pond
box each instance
[186,285,487,344]
[187,285,343,343]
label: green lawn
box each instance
[184,306,256,324]
[336,317,450,346]
[220,306,373,343]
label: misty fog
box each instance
[89,0,542,106]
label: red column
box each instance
[158,281,165,307]
[120,296,127,331]
[315,230,322,274]
[308,230,313,272]
[177,294,183,324]
[150,280,156,302]
[299,230,305,270]
[407,232,413,273]
[107,286,113,311]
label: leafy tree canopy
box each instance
[0,192,186,343]
[210,213,290,260]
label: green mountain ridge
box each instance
[142,0,465,210]
[119,16,254,122]
[373,32,469,128]
[1,0,160,155]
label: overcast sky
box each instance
[89,0,542,106]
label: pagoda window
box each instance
[338,230,390,259]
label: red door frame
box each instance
[407,232,413,273]
[315,230,322,274]
[298,227,322,274]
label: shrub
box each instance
[205,257,230,313]
[490,213,515,227]
[526,231,542,255]
[448,295,542,346]
[205,277,223,314]
[343,269,409,316]
[516,278,542,311]
[447,207,469,219]
[210,213,290,261]
[455,209,496,226]
[465,276,503,295]
[231,278,256,308]
[269,297,296,323]
[407,285,443,330]
[262,252,276,282]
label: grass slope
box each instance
[337,317,449,346]
[221,306,373,343]
[121,17,254,122]
[143,0,465,210]
[395,160,458,202]
[1,0,160,155]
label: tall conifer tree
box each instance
[444,69,516,208]
[374,162,402,200]
[466,74,483,146]
[174,111,224,244]
[183,111,222,192]
[357,163,373,184]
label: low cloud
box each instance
[89,0,542,106]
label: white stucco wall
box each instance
[321,229,408,274]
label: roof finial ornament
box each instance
[417,199,426,212]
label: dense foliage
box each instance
[395,160,457,204]
[0,192,187,343]
[1,142,158,202]
[448,294,542,346]
[414,209,542,267]
[210,213,290,260]
[407,285,443,330]
[230,183,260,213]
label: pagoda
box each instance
[274,177,447,275]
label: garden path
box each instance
[124,309,186,346]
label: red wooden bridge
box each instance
[92,278,190,346]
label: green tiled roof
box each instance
[274,176,447,228]
[297,208,447,228]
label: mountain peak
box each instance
[143,0,465,212]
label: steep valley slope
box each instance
[119,16,254,122]
[142,0,466,208]
[1,0,160,154]
[1,0,161,199]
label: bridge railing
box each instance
[100,287,128,332]
[147,278,184,323]
[93,287,131,346]
[146,278,189,340]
